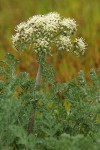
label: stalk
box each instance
[34,64,42,88]
[27,64,42,134]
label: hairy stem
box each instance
[27,64,42,134]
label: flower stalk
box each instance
[27,64,42,134]
[35,64,42,88]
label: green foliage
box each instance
[0,54,100,150]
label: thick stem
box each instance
[27,64,42,134]
[34,64,42,88]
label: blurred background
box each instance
[0,0,100,81]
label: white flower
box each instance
[24,27,35,41]
[12,33,20,43]
[60,18,77,34]
[27,12,61,33]
[56,35,72,51]
[12,33,20,50]
[25,27,34,34]
[74,38,87,55]
[27,15,44,28]
[15,22,27,32]
[12,12,87,56]
[36,39,49,48]
[43,12,61,32]
[34,38,50,54]
[46,12,60,20]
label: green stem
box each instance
[35,64,42,88]
[27,64,42,134]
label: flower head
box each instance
[43,12,61,32]
[12,12,87,56]
[27,15,45,28]
[15,22,27,32]
[74,38,87,56]
[34,38,50,54]
[56,35,72,51]
[60,18,77,35]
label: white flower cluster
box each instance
[34,38,50,54]
[15,22,27,32]
[74,38,87,56]
[60,18,77,35]
[42,12,60,32]
[56,35,72,51]
[12,12,87,56]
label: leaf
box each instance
[0,80,4,90]
[48,101,53,108]
[63,100,71,113]
[0,67,4,74]
[9,125,28,145]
